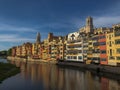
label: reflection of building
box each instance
[101,77,109,90]
[109,79,120,90]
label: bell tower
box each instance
[86,16,94,33]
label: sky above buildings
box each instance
[0,0,120,50]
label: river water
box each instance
[0,59,120,90]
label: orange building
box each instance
[99,33,108,65]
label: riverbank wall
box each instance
[7,56,57,64]
[57,61,120,75]
[7,56,120,76]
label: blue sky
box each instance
[0,0,120,50]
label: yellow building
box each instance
[86,34,93,64]
[32,43,40,59]
[106,31,116,65]
[50,39,59,60]
[21,43,27,57]
[91,34,100,64]
[32,32,41,59]
[94,27,110,34]
[42,39,49,60]
[16,46,22,57]
[112,25,120,66]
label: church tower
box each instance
[86,16,94,33]
[36,32,41,44]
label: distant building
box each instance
[16,46,22,57]
[32,32,41,59]
[12,47,17,57]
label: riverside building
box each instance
[66,32,83,62]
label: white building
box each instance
[66,32,84,62]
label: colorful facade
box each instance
[99,33,108,65]
[91,34,100,64]
[10,17,120,66]
[66,32,83,62]
[114,26,120,66]
[106,31,115,66]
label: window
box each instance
[78,56,82,59]
[115,31,120,37]
[89,42,92,45]
[83,50,87,53]
[116,57,120,60]
[116,48,120,54]
[60,52,62,54]
[101,50,106,54]
[109,41,112,46]
[115,39,120,44]
[110,49,112,56]
[73,56,77,59]
[109,35,111,40]
[67,56,70,59]
[78,50,82,53]
[100,58,106,61]
[99,42,106,45]
[100,35,105,39]
[109,56,115,60]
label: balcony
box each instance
[109,56,115,60]
[67,39,82,43]
[93,42,99,46]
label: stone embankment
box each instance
[7,56,120,78]
[7,56,57,64]
[57,61,120,75]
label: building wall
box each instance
[12,47,16,57]
[106,31,116,66]
[91,34,100,64]
[113,27,120,66]
[99,34,108,65]
[66,32,83,62]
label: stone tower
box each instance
[36,32,41,44]
[86,16,94,33]
[48,33,53,41]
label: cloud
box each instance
[94,16,120,27]
[0,34,35,43]
[0,23,37,32]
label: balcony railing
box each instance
[93,42,99,46]
[67,39,82,43]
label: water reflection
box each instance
[9,61,120,90]
[0,58,8,63]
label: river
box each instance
[0,59,120,90]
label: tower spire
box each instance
[36,32,41,44]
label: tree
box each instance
[7,48,12,56]
[0,50,7,56]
